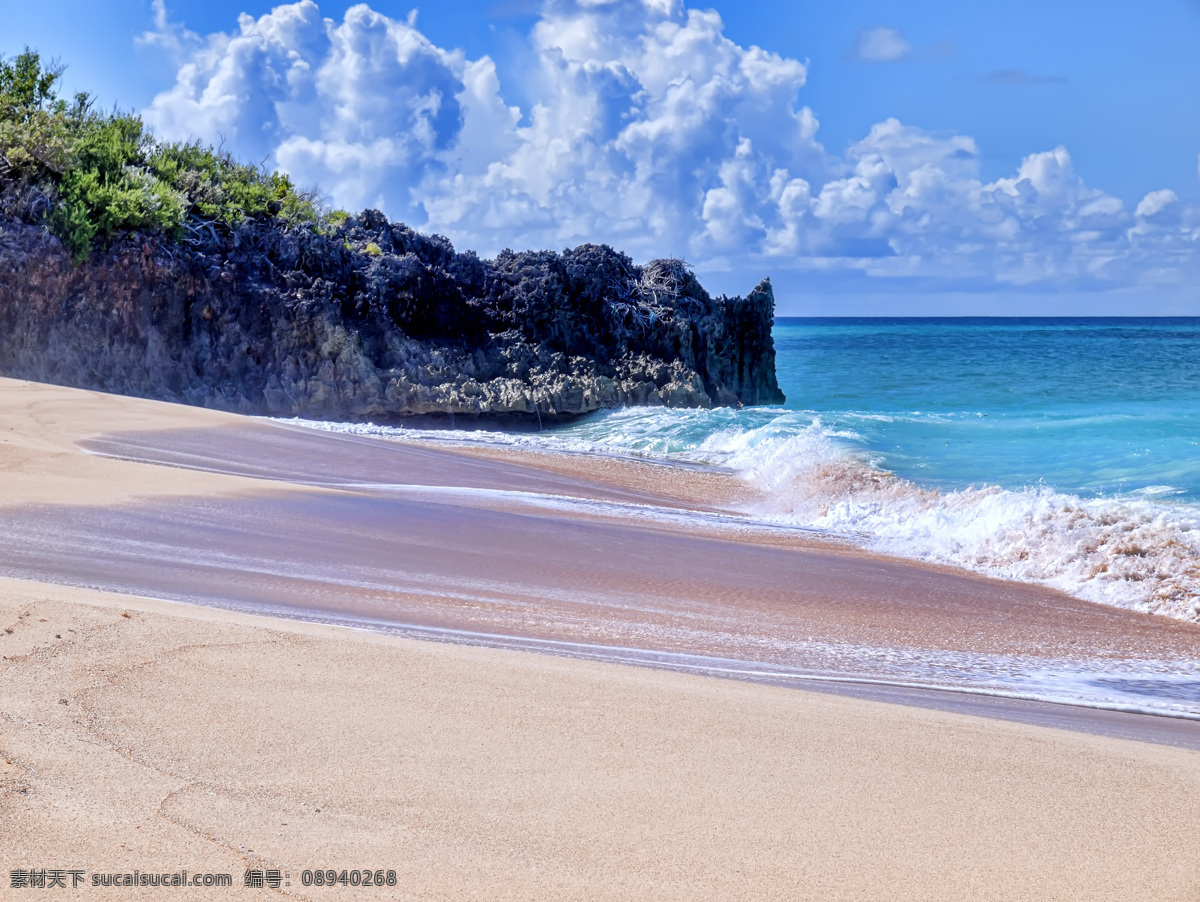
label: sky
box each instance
[4,0,1200,314]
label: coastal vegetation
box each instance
[0,49,317,261]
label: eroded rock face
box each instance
[0,211,784,420]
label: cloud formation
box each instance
[141,0,1200,298]
[849,26,913,63]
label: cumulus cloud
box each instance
[141,0,1200,296]
[142,1,489,220]
[424,0,818,256]
[850,26,913,63]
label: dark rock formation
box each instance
[0,211,784,421]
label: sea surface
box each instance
[286,318,1200,623]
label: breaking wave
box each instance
[279,407,1200,622]
[702,416,1200,621]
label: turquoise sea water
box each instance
[775,318,1200,503]
[288,318,1200,621]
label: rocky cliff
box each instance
[0,210,784,421]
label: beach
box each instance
[3,376,1200,899]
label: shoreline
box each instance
[8,571,1200,745]
[3,378,1200,720]
[293,404,1200,626]
[4,378,1200,897]
[9,564,1200,736]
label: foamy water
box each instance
[280,409,1200,622]
[277,318,1200,624]
[189,600,1200,719]
[715,417,1200,620]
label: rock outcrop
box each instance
[0,211,784,421]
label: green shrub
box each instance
[54,113,186,258]
[0,49,79,182]
[148,142,316,229]
[1,49,323,262]
[364,241,383,256]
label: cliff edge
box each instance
[0,211,784,421]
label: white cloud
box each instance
[136,0,202,56]
[850,26,913,63]
[143,1,485,220]
[427,0,817,256]
[1136,189,1178,219]
[141,0,1200,297]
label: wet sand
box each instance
[38,417,1200,718]
[2,377,1200,898]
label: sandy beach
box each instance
[3,377,1200,900]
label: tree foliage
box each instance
[0,49,82,183]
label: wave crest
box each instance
[724,420,1200,621]
[278,409,1200,622]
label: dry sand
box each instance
[2,377,1200,900]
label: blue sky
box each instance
[4,0,1200,314]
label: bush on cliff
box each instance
[0,49,317,261]
[53,113,186,257]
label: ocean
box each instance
[291,317,1200,624]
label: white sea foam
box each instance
[694,418,1200,622]
[276,411,1200,622]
